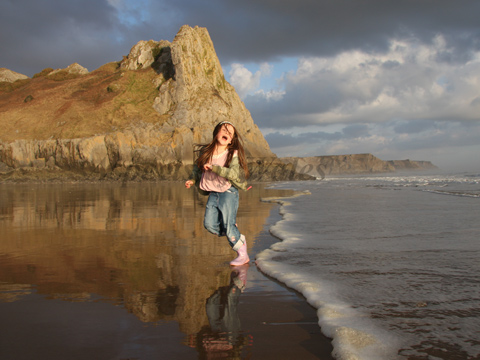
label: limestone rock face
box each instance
[120,40,171,71]
[387,159,438,171]
[50,63,89,76]
[151,25,274,160]
[0,68,29,83]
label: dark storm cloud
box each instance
[0,0,180,76]
[243,68,358,129]
[2,0,479,76]
[1,0,117,75]
[171,0,480,64]
[243,95,312,129]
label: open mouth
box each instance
[222,135,228,141]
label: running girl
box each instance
[185,121,250,266]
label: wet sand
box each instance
[0,182,334,359]
[235,207,335,360]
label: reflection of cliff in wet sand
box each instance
[0,182,293,335]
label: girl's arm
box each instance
[211,156,240,181]
[186,163,202,186]
[212,157,249,191]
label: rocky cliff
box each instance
[1,25,307,182]
[0,68,29,83]
[282,154,438,179]
[387,159,438,171]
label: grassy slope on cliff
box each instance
[0,63,167,142]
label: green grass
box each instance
[0,78,31,92]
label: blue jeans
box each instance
[204,187,243,250]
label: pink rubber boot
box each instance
[230,235,250,266]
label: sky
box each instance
[1,0,480,172]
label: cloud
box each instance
[264,124,372,154]
[1,0,119,75]
[265,130,343,148]
[107,0,151,26]
[228,62,273,98]
[169,0,480,65]
[228,64,261,98]
[342,124,370,138]
[253,89,286,101]
[393,120,438,135]
[246,36,480,129]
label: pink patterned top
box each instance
[199,150,234,192]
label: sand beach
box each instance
[0,181,334,359]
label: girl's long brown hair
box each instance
[195,122,250,178]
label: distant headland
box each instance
[281,154,437,179]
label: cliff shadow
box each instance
[151,46,175,80]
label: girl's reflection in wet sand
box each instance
[190,264,252,359]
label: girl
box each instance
[185,121,250,266]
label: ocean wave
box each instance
[422,189,480,198]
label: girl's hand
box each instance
[185,180,194,188]
[203,164,212,171]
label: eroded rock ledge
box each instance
[0,139,313,183]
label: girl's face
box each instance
[216,124,235,147]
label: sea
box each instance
[256,171,480,360]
